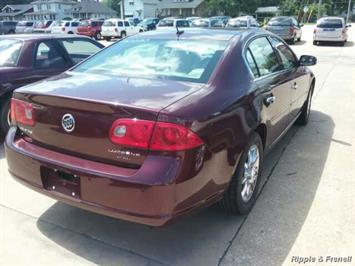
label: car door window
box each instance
[71,22,79,27]
[246,48,259,77]
[34,41,67,68]
[124,21,130,27]
[117,21,123,27]
[247,37,283,76]
[269,37,298,70]
[59,39,101,64]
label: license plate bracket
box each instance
[41,167,81,199]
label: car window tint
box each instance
[0,39,23,67]
[269,37,297,70]
[117,21,123,27]
[35,41,67,68]
[59,39,101,64]
[73,38,228,83]
[248,37,282,76]
[124,21,129,27]
[91,21,97,27]
[176,20,189,27]
[71,22,79,27]
[246,48,259,77]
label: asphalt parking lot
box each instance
[1,25,354,266]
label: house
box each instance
[157,0,206,18]
[0,0,117,22]
[0,4,33,21]
[123,0,159,19]
[70,1,117,19]
[25,0,77,21]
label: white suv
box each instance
[156,19,190,29]
[51,21,80,34]
[101,19,140,41]
[313,17,351,46]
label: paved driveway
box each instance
[1,25,354,266]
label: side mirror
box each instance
[346,24,352,28]
[299,55,317,66]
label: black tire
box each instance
[296,83,314,126]
[94,32,102,40]
[68,31,74,34]
[105,37,111,41]
[120,31,127,38]
[219,133,263,215]
[0,97,11,135]
[8,30,15,34]
[313,41,317,45]
[297,36,301,42]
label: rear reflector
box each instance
[109,119,204,151]
[11,98,35,126]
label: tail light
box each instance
[61,27,65,31]
[109,119,204,151]
[314,28,317,34]
[11,98,35,126]
[289,27,295,34]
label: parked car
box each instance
[128,18,141,26]
[15,21,35,34]
[226,16,260,28]
[210,16,231,26]
[138,18,160,32]
[101,19,140,41]
[77,20,104,40]
[0,35,104,134]
[156,18,190,29]
[264,16,303,44]
[33,20,55,34]
[191,18,224,28]
[313,16,351,46]
[0,21,17,35]
[5,28,317,226]
[51,20,80,34]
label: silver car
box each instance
[15,21,35,34]
[265,16,303,44]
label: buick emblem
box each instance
[62,114,75,132]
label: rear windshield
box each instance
[0,39,23,67]
[103,20,115,26]
[268,17,292,26]
[79,20,90,27]
[317,19,343,28]
[73,38,228,83]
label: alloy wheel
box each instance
[241,145,260,202]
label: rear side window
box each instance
[59,39,101,64]
[34,41,67,68]
[247,37,283,77]
[0,39,23,67]
[71,22,79,27]
[269,37,297,70]
[246,49,259,77]
[124,21,129,27]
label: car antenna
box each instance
[176,26,184,39]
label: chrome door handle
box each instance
[264,95,276,106]
[291,82,298,90]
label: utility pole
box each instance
[317,0,323,19]
[346,0,352,23]
[121,0,125,20]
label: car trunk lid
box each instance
[13,72,203,168]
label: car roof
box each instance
[0,34,91,41]
[319,16,344,21]
[132,28,262,41]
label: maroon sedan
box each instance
[5,28,316,226]
[0,34,104,134]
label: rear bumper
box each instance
[313,35,346,42]
[5,128,227,226]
